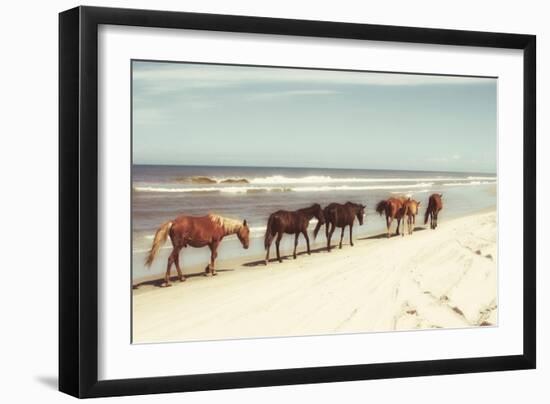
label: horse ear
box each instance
[243,219,247,226]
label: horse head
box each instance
[237,220,250,249]
[312,203,326,225]
[356,204,366,225]
[311,204,326,239]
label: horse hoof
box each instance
[278,260,283,263]
[212,272,218,276]
[161,282,172,288]
[264,260,268,265]
[293,256,297,260]
[179,277,186,282]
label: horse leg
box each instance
[302,230,311,255]
[293,233,299,259]
[349,224,354,246]
[163,248,177,287]
[339,226,345,249]
[276,232,283,263]
[208,241,219,276]
[327,223,336,251]
[265,237,272,265]
[387,216,392,238]
[396,218,401,236]
[174,247,185,282]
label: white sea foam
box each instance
[390,189,431,195]
[134,182,439,194]
[466,176,497,180]
[172,174,496,186]
[248,175,495,185]
[443,181,497,187]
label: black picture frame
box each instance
[59,5,536,398]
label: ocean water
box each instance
[132,165,496,282]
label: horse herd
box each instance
[145,193,443,287]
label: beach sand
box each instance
[132,210,497,343]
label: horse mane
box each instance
[208,214,243,234]
[375,200,387,215]
[300,203,321,211]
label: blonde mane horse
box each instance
[403,198,421,235]
[145,213,250,287]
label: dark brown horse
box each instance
[145,214,250,286]
[264,203,325,264]
[320,202,366,251]
[376,197,407,237]
[425,193,443,229]
[403,198,421,235]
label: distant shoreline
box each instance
[132,163,497,176]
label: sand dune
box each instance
[132,210,497,343]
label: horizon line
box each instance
[131,162,497,176]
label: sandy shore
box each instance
[132,210,497,343]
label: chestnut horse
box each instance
[318,202,365,251]
[145,214,250,286]
[376,197,407,237]
[425,193,443,229]
[403,198,421,235]
[264,203,325,264]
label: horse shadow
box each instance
[358,227,426,240]
[133,268,235,289]
[243,245,327,267]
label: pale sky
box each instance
[132,61,497,173]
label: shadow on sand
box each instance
[358,227,427,240]
[242,243,354,267]
[133,227,430,287]
[133,268,235,289]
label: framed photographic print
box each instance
[59,6,536,398]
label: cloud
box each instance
[246,89,340,101]
[132,61,495,93]
[427,154,461,163]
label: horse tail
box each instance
[145,221,173,267]
[321,207,331,239]
[264,215,275,249]
[313,218,323,239]
[424,199,431,225]
[375,200,387,216]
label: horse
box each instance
[319,202,366,251]
[402,198,421,235]
[425,193,443,229]
[375,197,407,237]
[145,213,250,287]
[264,203,325,264]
